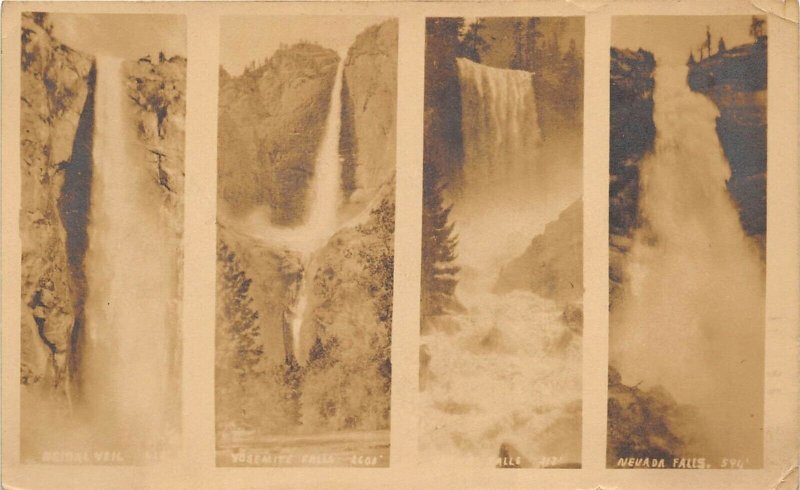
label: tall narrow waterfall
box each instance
[83,56,174,451]
[290,58,345,364]
[610,63,765,462]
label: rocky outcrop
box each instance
[218,45,339,224]
[609,47,656,305]
[495,199,582,309]
[125,55,186,207]
[340,20,398,205]
[688,40,767,250]
[20,12,94,394]
[607,367,692,465]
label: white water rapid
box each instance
[610,62,765,463]
[83,56,175,453]
[420,59,582,466]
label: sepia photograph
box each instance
[215,16,398,467]
[19,12,186,464]
[419,17,584,468]
[608,16,767,469]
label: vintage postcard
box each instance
[1,1,797,489]
[17,11,185,465]
[215,15,397,467]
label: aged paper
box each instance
[2,1,798,489]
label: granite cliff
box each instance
[495,199,583,313]
[688,39,767,250]
[20,12,94,394]
[218,44,339,225]
[608,47,656,305]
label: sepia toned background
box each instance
[2,1,798,489]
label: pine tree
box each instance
[421,165,461,317]
[718,37,727,54]
[749,16,765,42]
[217,241,263,382]
[524,18,543,72]
[459,20,487,62]
[510,20,525,70]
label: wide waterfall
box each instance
[610,63,765,462]
[420,58,582,466]
[453,58,577,271]
[83,56,175,453]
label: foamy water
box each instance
[610,62,765,463]
[420,58,582,466]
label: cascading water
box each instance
[83,56,175,454]
[610,62,765,463]
[453,58,578,271]
[421,59,582,466]
[289,57,345,364]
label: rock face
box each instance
[607,367,692,464]
[608,47,656,304]
[218,44,339,225]
[494,199,582,308]
[20,12,94,393]
[688,39,767,250]
[340,20,398,205]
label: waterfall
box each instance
[457,58,541,189]
[83,56,174,452]
[420,58,582,466]
[610,63,765,462]
[289,58,345,364]
[454,58,576,271]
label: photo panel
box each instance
[607,15,767,469]
[19,12,186,464]
[419,17,585,469]
[215,15,398,467]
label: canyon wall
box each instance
[688,39,767,251]
[608,47,656,304]
[340,20,398,205]
[217,44,339,225]
[20,12,94,394]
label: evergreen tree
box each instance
[687,51,697,65]
[217,241,263,383]
[421,165,460,317]
[459,19,487,62]
[524,18,543,71]
[749,16,765,41]
[718,37,727,54]
[510,20,525,69]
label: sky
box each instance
[612,16,764,65]
[50,13,186,60]
[220,16,390,76]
